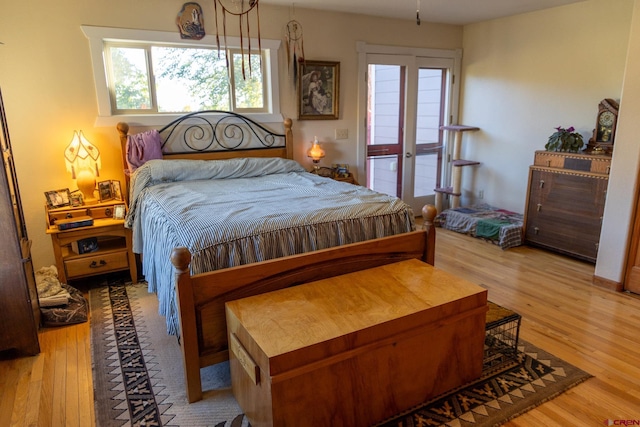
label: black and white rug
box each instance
[90,278,592,427]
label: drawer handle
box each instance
[534,227,539,235]
[537,203,542,212]
[539,180,545,189]
[90,260,107,268]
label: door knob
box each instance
[405,152,413,158]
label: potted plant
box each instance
[545,126,584,152]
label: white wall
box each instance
[459,0,637,284]
[459,0,633,214]
[597,0,640,282]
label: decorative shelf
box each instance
[436,125,481,212]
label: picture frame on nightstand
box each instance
[98,180,114,202]
[45,188,71,208]
[112,180,123,201]
[113,204,126,220]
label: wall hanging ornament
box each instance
[285,12,304,85]
[177,3,205,40]
[213,0,261,79]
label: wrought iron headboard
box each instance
[157,110,287,154]
[117,110,294,198]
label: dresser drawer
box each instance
[65,250,129,278]
[533,151,611,175]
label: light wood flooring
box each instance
[2,228,640,426]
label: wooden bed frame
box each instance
[116,111,438,403]
[171,213,436,403]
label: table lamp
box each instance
[307,137,325,172]
[64,130,101,205]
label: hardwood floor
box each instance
[2,228,640,426]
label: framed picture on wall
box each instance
[298,60,340,120]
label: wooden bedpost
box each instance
[170,247,203,403]
[116,122,131,200]
[284,118,293,159]
[422,204,437,265]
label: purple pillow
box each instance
[126,129,163,173]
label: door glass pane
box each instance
[367,155,399,197]
[414,68,444,198]
[414,152,438,197]
[368,64,401,146]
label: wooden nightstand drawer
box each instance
[65,250,129,278]
[46,200,137,283]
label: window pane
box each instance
[152,47,229,112]
[110,47,152,110]
[232,52,264,109]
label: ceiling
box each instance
[259,0,587,25]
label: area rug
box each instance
[90,278,592,427]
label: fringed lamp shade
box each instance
[64,130,101,204]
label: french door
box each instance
[359,47,459,215]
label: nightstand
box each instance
[332,173,359,185]
[45,200,137,285]
[312,167,360,185]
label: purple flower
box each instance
[567,126,575,132]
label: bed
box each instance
[116,111,437,402]
[434,203,523,249]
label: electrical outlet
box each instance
[335,128,348,140]
[479,190,484,199]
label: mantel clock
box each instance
[586,98,619,154]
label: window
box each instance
[82,26,281,126]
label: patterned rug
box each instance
[90,277,592,427]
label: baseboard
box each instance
[592,274,623,292]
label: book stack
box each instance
[55,216,94,230]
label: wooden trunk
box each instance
[225,259,488,427]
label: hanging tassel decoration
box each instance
[213,0,261,79]
[285,18,304,86]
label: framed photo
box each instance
[70,191,84,207]
[298,60,340,120]
[113,204,126,220]
[98,180,114,202]
[45,188,71,208]
[111,180,123,201]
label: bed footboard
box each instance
[170,204,437,403]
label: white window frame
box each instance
[82,25,282,127]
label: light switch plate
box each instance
[335,128,348,140]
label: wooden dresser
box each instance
[523,150,611,263]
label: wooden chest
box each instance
[225,259,488,427]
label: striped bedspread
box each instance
[126,157,416,335]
